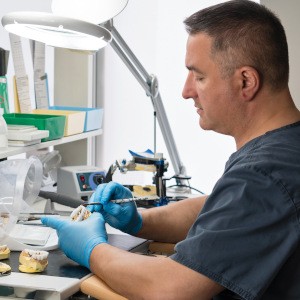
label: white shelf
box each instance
[0,129,102,159]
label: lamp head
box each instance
[51,0,128,25]
[1,0,129,52]
[1,11,112,52]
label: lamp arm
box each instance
[104,22,187,182]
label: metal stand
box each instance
[104,20,188,185]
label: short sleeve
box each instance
[171,165,299,300]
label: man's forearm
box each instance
[136,196,207,243]
[90,243,224,300]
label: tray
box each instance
[33,109,85,136]
[50,106,103,132]
[3,113,66,141]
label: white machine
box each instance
[57,165,105,201]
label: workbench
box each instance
[0,234,148,300]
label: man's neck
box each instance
[234,89,300,149]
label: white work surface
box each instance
[0,272,90,300]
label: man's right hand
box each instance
[89,182,143,235]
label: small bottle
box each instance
[0,108,8,149]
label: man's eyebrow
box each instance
[186,65,203,74]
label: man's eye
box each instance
[195,77,204,82]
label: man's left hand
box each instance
[41,212,107,269]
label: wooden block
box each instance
[148,242,175,255]
[81,275,128,300]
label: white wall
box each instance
[97,0,237,194]
[261,0,300,109]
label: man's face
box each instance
[182,33,241,136]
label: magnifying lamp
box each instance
[1,0,189,186]
[1,11,111,51]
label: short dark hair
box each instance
[184,0,289,91]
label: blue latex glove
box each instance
[41,213,107,269]
[89,182,143,235]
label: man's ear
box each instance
[239,66,260,101]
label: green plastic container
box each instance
[0,76,10,114]
[3,113,66,142]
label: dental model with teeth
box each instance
[19,249,49,273]
[0,245,10,260]
[0,262,11,275]
[70,205,91,222]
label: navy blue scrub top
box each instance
[171,121,300,300]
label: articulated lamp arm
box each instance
[104,21,188,184]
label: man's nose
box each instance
[182,72,196,100]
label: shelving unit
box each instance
[0,129,102,160]
[0,47,100,165]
